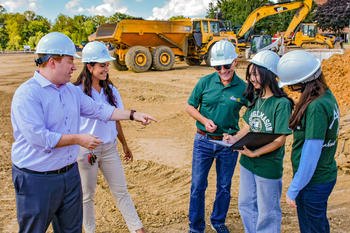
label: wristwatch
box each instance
[130,110,136,120]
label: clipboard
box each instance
[209,132,283,150]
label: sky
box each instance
[0,0,220,22]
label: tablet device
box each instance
[210,132,284,150]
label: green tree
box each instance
[91,15,108,28]
[0,5,6,14]
[206,0,318,37]
[315,0,350,37]
[5,13,26,50]
[108,12,140,23]
[207,0,274,36]
[27,31,45,49]
[0,5,8,50]
[51,14,74,36]
[24,10,35,21]
[168,15,188,21]
[21,11,50,48]
[70,15,89,44]
[25,19,50,48]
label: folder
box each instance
[209,132,284,150]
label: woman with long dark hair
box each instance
[278,50,339,233]
[224,50,293,233]
[74,41,146,233]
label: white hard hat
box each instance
[36,32,80,58]
[210,40,238,66]
[82,41,115,63]
[277,50,321,88]
[248,50,280,75]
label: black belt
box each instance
[15,163,75,175]
[197,129,236,140]
[197,129,223,140]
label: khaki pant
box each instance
[77,142,143,233]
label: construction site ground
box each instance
[0,51,349,233]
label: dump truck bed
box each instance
[94,19,193,49]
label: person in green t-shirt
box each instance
[185,40,248,233]
[278,50,339,233]
[224,50,294,233]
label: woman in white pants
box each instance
[74,41,146,233]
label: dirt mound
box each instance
[284,50,350,113]
[322,50,350,111]
[336,113,350,174]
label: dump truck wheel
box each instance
[185,58,202,66]
[112,53,128,71]
[152,46,175,71]
[125,46,152,72]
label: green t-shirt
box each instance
[240,96,292,179]
[291,89,339,184]
[187,72,248,136]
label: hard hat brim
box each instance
[210,58,235,67]
[278,59,321,88]
[82,57,116,63]
[248,59,278,75]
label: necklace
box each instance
[257,98,268,112]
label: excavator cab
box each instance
[293,23,335,48]
[302,24,317,38]
[250,35,273,54]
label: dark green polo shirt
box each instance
[187,72,248,136]
[240,96,293,179]
[291,89,339,184]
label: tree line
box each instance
[0,5,140,50]
[0,0,348,50]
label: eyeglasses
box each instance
[214,63,232,71]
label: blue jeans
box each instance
[189,133,238,233]
[295,179,336,233]
[238,166,282,233]
[12,163,82,233]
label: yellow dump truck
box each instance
[92,19,237,72]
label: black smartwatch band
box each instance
[130,110,136,120]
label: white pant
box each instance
[77,142,143,233]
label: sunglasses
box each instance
[214,63,232,71]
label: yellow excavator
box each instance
[235,0,308,45]
[283,0,335,48]
[233,0,335,53]
[232,0,311,57]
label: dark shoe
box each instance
[211,224,230,233]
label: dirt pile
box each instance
[322,50,350,111]
[284,50,350,113]
[336,113,350,173]
[325,51,350,173]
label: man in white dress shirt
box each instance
[11,32,155,233]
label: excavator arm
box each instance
[284,0,312,39]
[237,0,309,39]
